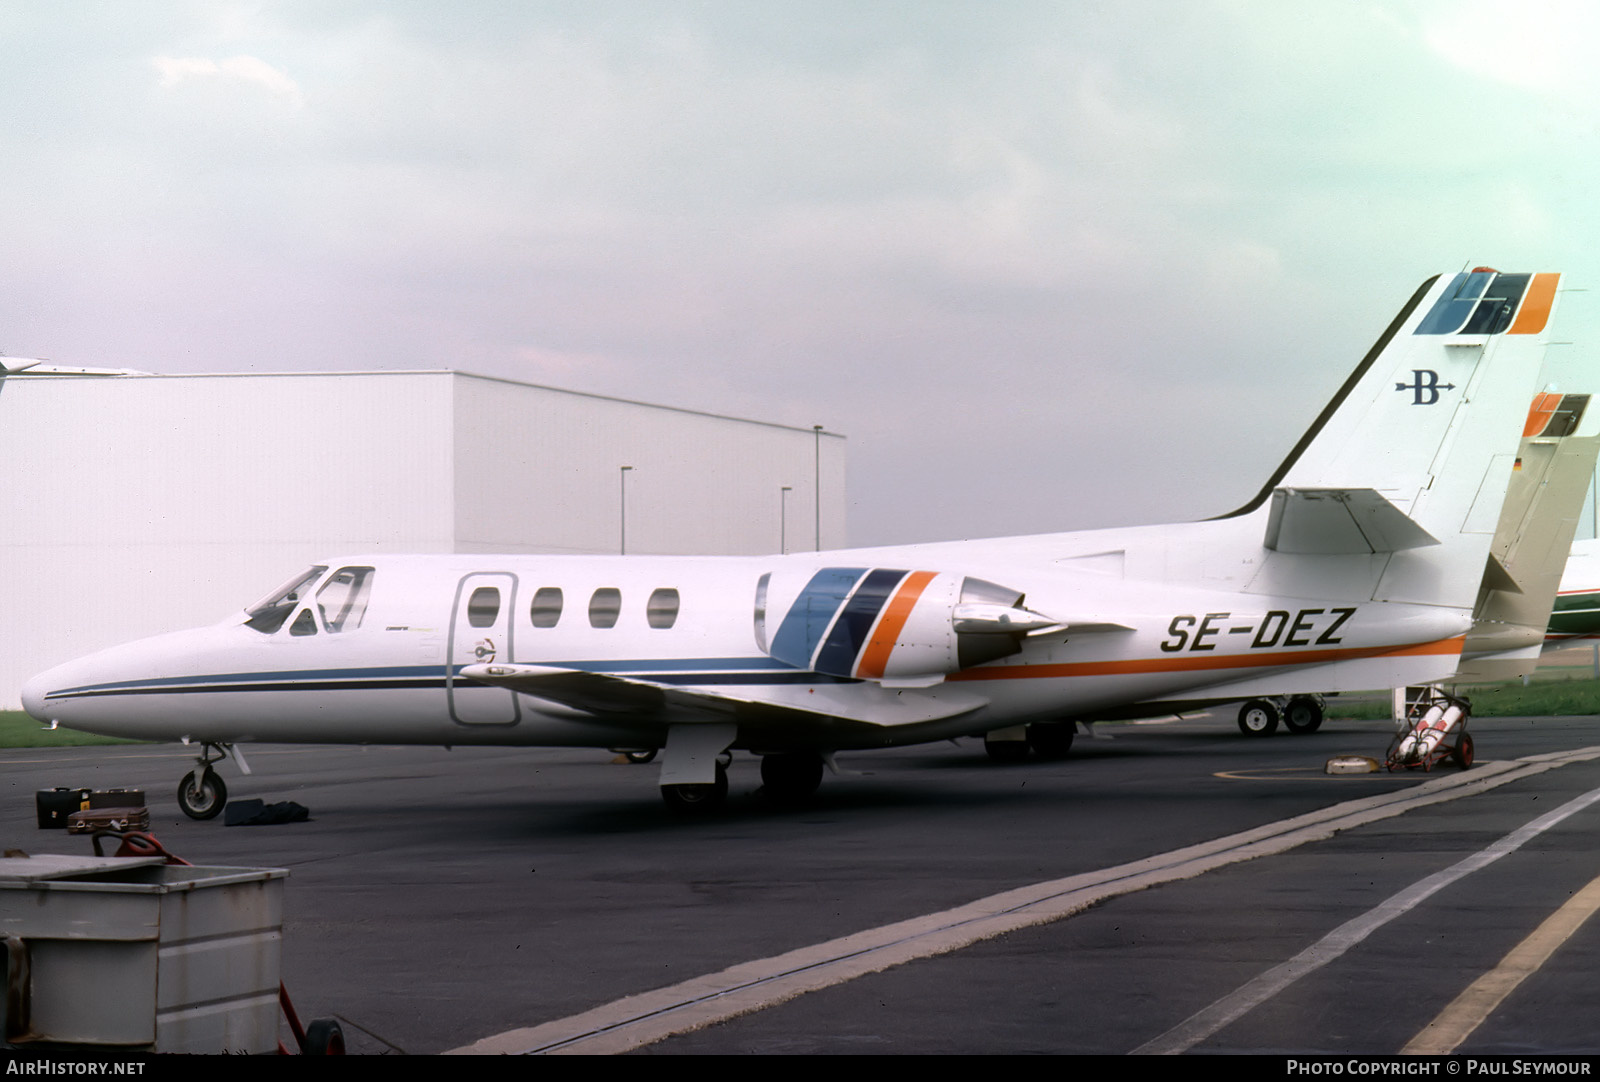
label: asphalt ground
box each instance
[3,711,1600,1056]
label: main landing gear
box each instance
[177,742,236,820]
[658,724,737,814]
[983,722,1077,762]
[660,763,729,812]
[1236,695,1325,737]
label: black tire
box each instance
[623,750,657,764]
[1454,732,1475,770]
[304,1017,345,1055]
[177,769,227,820]
[759,752,825,805]
[661,765,728,813]
[984,734,1031,762]
[1027,722,1075,759]
[1237,699,1281,737]
[1283,696,1323,734]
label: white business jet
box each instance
[21,269,1567,816]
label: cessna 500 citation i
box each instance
[22,269,1569,816]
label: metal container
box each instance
[0,854,287,1052]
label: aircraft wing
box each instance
[459,663,990,728]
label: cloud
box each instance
[151,54,304,105]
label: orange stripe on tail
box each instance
[1508,273,1559,335]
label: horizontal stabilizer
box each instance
[460,663,989,728]
[1263,487,1439,554]
[1452,643,1544,683]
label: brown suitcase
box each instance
[66,806,151,834]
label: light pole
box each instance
[619,466,633,555]
[780,486,792,554]
[813,424,823,551]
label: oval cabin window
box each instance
[589,587,621,629]
[467,586,501,628]
[646,588,679,629]
[530,587,564,628]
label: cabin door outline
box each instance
[447,572,522,726]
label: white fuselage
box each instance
[21,524,1472,753]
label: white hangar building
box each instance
[0,370,846,709]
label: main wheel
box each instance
[984,734,1031,762]
[177,769,227,820]
[759,752,824,805]
[1027,722,1076,759]
[661,765,728,813]
[1454,732,1475,770]
[623,749,657,764]
[1283,696,1324,734]
[1237,699,1281,737]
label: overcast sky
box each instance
[5,1,1599,547]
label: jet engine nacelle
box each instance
[755,567,1060,686]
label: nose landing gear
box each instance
[177,742,237,820]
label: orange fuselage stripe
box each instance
[1508,273,1559,335]
[946,636,1465,682]
[856,570,939,679]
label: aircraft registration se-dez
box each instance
[21,269,1568,816]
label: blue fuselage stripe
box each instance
[42,656,835,700]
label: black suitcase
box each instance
[35,788,91,829]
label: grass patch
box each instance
[1325,698,1393,720]
[1452,677,1600,717]
[0,712,145,748]
[1327,676,1600,720]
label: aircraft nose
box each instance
[20,668,57,722]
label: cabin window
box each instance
[530,587,564,628]
[589,587,621,629]
[245,566,328,635]
[289,609,319,637]
[467,586,501,628]
[317,566,375,633]
[646,588,679,629]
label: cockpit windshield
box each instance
[317,566,375,632]
[244,566,328,635]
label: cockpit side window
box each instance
[317,566,375,633]
[289,609,319,636]
[245,566,328,635]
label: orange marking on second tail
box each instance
[1524,391,1563,437]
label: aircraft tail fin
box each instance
[1230,270,1567,611]
[1455,393,1600,679]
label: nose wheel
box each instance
[177,743,235,820]
[178,769,228,819]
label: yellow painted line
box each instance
[1402,872,1600,1055]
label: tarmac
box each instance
[5,709,1600,1055]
